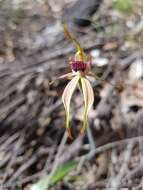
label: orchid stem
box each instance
[86,121,96,150]
[77,121,96,171]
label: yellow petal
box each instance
[62,76,80,138]
[80,77,94,134]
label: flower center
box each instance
[70,61,86,72]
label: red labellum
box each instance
[70,61,86,72]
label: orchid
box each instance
[51,24,118,139]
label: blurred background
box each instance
[0,0,143,189]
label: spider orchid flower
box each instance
[61,25,96,139]
[50,24,107,138]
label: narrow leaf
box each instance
[80,77,94,134]
[31,160,78,190]
[62,76,80,138]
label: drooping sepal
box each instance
[80,77,94,134]
[62,76,80,138]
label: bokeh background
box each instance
[0,0,143,189]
